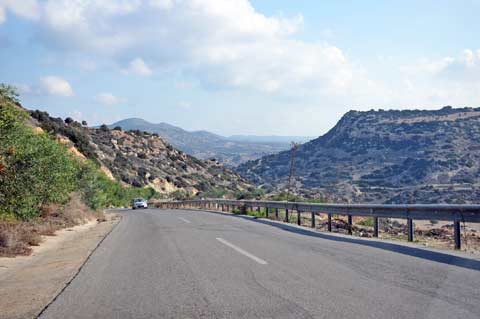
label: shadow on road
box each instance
[200,209,480,272]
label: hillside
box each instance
[108,118,308,166]
[236,106,480,204]
[227,135,314,144]
[30,112,254,197]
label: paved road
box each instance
[39,209,480,319]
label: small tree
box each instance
[100,124,109,131]
[81,120,88,126]
[113,126,122,131]
[65,117,74,125]
[0,84,20,104]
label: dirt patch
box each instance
[0,194,105,257]
[287,213,480,254]
[0,213,119,319]
[317,215,480,254]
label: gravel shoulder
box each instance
[0,213,120,319]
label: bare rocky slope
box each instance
[236,106,480,204]
[30,110,253,197]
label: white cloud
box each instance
[4,1,478,110]
[149,0,174,10]
[40,76,74,97]
[15,0,352,95]
[123,58,152,76]
[95,92,126,106]
[14,83,38,95]
[390,48,480,107]
[0,6,5,24]
[0,0,39,24]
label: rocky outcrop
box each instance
[89,128,251,194]
[29,110,253,196]
[237,106,480,204]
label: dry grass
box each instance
[0,193,105,257]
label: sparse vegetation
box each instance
[237,106,480,204]
[0,84,20,104]
[0,194,103,257]
[357,217,374,227]
[0,86,156,255]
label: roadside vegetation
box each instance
[267,192,326,203]
[157,186,266,201]
[0,85,154,256]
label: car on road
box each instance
[132,198,148,210]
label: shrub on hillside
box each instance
[1,89,156,220]
[1,102,79,219]
[30,109,99,164]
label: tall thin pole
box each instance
[286,142,299,201]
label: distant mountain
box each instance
[30,112,253,196]
[227,135,314,144]
[237,106,480,204]
[108,118,310,166]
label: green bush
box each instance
[1,100,78,219]
[235,188,265,200]
[357,218,374,227]
[169,190,191,201]
[1,89,156,220]
[78,162,155,209]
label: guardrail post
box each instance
[285,209,289,223]
[311,212,315,228]
[297,210,301,225]
[407,218,414,242]
[266,207,269,218]
[454,221,461,250]
[328,214,332,232]
[373,217,379,237]
[275,208,279,219]
[348,215,353,235]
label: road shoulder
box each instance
[0,213,120,319]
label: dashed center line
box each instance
[178,217,191,224]
[216,238,268,265]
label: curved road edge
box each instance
[0,212,121,319]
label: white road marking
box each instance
[216,238,268,265]
[178,217,191,224]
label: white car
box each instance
[132,198,148,209]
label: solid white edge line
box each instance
[178,217,191,224]
[216,238,268,265]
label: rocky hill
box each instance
[108,118,310,166]
[237,106,480,204]
[29,111,253,197]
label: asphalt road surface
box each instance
[39,209,480,319]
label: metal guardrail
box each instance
[152,199,480,250]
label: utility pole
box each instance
[286,142,300,201]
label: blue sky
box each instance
[0,0,479,136]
